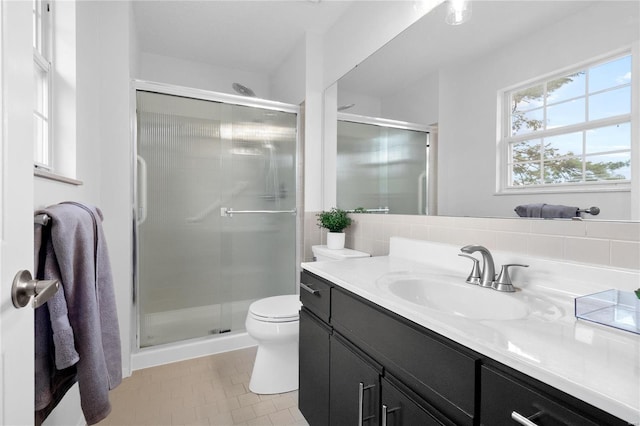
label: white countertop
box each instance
[301,237,640,425]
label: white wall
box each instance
[138,52,271,99]
[270,35,306,104]
[381,71,439,125]
[437,2,639,219]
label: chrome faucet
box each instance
[460,245,495,288]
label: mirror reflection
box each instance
[337,115,431,215]
[334,0,639,220]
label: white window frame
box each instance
[498,49,635,195]
[33,0,53,170]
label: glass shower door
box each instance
[136,91,297,348]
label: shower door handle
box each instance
[221,207,297,218]
[137,155,148,225]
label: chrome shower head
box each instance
[232,82,256,97]
[338,103,355,111]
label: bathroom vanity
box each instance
[299,238,639,426]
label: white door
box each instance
[0,1,36,425]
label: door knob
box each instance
[11,270,59,309]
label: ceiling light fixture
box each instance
[445,0,472,25]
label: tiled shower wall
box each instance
[303,212,640,270]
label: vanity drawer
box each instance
[331,286,479,426]
[300,271,332,323]
[480,365,629,426]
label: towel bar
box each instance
[34,213,50,225]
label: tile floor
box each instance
[97,346,308,426]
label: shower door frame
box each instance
[130,80,302,352]
[336,112,433,215]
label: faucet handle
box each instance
[458,254,482,285]
[493,264,529,292]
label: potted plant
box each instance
[316,208,352,249]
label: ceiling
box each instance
[132,0,353,75]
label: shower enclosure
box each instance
[134,85,298,349]
[337,114,431,215]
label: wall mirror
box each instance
[331,0,639,221]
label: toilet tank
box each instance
[311,245,370,262]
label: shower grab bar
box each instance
[221,207,297,218]
[345,207,390,214]
[136,155,148,226]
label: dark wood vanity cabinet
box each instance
[298,271,630,426]
[299,271,472,425]
[331,286,478,425]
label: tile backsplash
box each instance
[304,213,640,270]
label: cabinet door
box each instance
[299,308,331,426]
[381,376,450,426]
[330,334,382,426]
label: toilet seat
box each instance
[249,295,301,323]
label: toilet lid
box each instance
[249,295,301,322]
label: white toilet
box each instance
[246,246,369,395]
[246,294,301,394]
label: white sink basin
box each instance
[376,272,562,321]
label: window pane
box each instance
[34,64,47,117]
[511,139,540,162]
[511,108,544,136]
[543,132,582,158]
[585,153,630,181]
[34,115,48,165]
[544,157,583,184]
[511,162,541,186]
[586,123,630,153]
[512,85,544,111]
[589,55,632,93]
[546,98,585,129]
[588,86,631,121]
[546,72,585,104]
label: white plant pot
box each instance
[326,232,346,250]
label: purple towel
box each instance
[34,203,122,425]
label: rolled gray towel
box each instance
[541,204,579,218]
[514,203,544,217]
[515,203,578,218]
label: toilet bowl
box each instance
[245,294,301,394]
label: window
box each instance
[502,53,632,191]
[33,0,52,169]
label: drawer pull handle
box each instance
[358,382,375,426]
[381,404,401,426]
[511,411,541,426]
[300,282,320,295]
